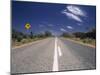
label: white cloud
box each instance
[67,5,86,16]
[77,23,82,26]
[60,28,67,32]
[67,26,73,29]
[62,11,82,22]
[61,5,87,22]
[39,24,44,27]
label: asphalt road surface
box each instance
[11,37,96,74]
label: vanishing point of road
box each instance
[11,37,96,74]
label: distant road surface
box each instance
[11,37,96,74]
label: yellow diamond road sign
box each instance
[25,23,31,29]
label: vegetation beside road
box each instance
[12,29,52,47]
[61,28,96,47]
[12,27,96,47]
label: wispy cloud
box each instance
[67,5,86,16]
[62,11,82,22]
[39,24,44,27]
[67,26,73,29]
[77,23,82,26]
[60,28,67,32]
[61,5,86,22]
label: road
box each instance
[11,37,96,74]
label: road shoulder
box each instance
[61,38,95,48]
[12,38,50,49]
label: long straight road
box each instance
[11,37,96,74]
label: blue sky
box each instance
[12,1,96,36]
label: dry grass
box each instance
[64,37,95,47]
[12,38,44,47]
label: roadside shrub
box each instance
[17,36,23,42]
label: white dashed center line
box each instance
[52,37,62,71]
[58,46,62,57]
[52,37,58,71]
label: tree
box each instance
[17,35,23,42]
[86,28,96,39]
[72,28,96,39]
[44,31,52,37]
[73,32,85,39]
[12,29,25,42]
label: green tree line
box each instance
[61,28,96,39]
[12,29,52,42]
